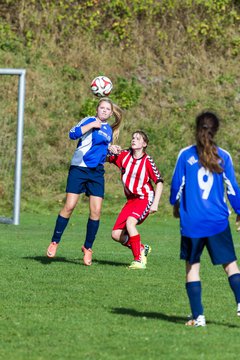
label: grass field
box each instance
[1,212,240,360]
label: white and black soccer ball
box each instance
[90,76,113,97]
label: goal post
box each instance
[0,69,26,225]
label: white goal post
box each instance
[0,69,26,225]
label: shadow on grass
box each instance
[22,256,127,267]
[94,259,128,266]
[111,307,240,328]
[22,256,81,265]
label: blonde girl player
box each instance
[46,98,122,266]
[108,130,164,269]
[170,111,240,327]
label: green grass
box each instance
[1,212,240,359]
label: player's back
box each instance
[171,145,230,237]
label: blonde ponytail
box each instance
[111,103,123,143]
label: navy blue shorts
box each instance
[66,165,105,198]
[180,224,237,265]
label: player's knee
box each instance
[223,261,240,276]
[90,208,101,220]
[111,230,119,241]
[61,204,75,217]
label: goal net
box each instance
[0,69,26,225]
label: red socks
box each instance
[129,234,141,261]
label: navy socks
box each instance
[185,274,240,319]
[84,218,100,249]
[52,216,100,248]
[186,281,204,319]
[228,273,240,303]
[52,215,69,243]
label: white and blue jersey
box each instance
[69,116,112,168]
[170,145,240,238]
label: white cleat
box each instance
[185,315,206,327]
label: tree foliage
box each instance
[0,0,240,213]
[0,0,239,53]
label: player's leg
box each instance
[47,165,86,258]
[112,229,129,244]
[223,261,240,316]
[207,225,240,316]
[181,235,206,326]
[82,195,103,266]
[185,261,205,326]
[126,216,146,269]
[47,193,79,258]
[137,204,152,266]
[132,198,153,266]
[81,165,105,265]
[126,198,153,269]
[111,202,131,249]
[111,199,148,268]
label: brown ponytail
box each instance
[196,111,223,173]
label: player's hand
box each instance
[173,203,180,218]
[108,145,122,154]
[236,214,240,231]
[93,118,102,129]
[149,203,158,214]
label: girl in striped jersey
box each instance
[46,98,122,266]
[108,130,164,269]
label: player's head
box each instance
[97,98,123,144]
[196,111,220,137]
[131,130,149,151]
[96,98,113,121]
[97,97,113,111]
[195,110,223,173]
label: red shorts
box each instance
[112,197,152,230]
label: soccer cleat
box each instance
[185,315,206,327]
[128,260,146,270]
[237,303,240,317]
[47,242,59,258]
[141,244,152,266]
[82,245,93,266]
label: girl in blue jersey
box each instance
[46,98,122,265]
[170,111,240,327]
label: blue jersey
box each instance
[170,145,240,237]
[69,116,113,168]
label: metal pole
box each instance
[0,69,26,225]
[13,70,26,225]
[0,69,26,75]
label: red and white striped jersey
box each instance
[108,150,163,200]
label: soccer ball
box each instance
[90,76,113,97]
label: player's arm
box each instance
[173,201,180,218]
[69,117,101,140]
[236,215,240,232]
[81,118,102,133]
[170,151,185,207]
[149,181,163,213]
[107,149,127,167]
[145,156,164,213]
[223,155,240,211]
[223,154,240,230]
[169,151,186,218]
[108,144,122,155]
[106,145,122,163]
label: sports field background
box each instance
[1,2,240,216]
[1,212,240,360]
[1,3,240,358]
